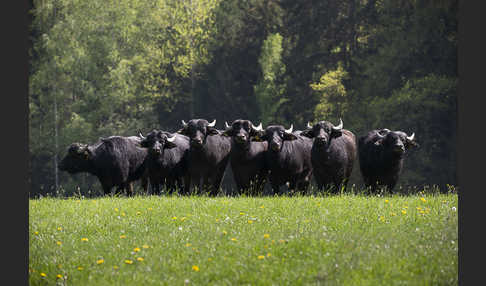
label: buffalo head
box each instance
[140,130,177,155]
[301,119,343,147]
[252,124,297,152]
[58,143,93,174]
[177,119,219,148]
[223,119,263,146]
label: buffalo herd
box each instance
[59,118,418,196]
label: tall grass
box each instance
[29,193,457,285]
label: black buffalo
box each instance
[58,136,148,196]
[222,119,268,195]
[140,130,190,195]
[301,119,357,193]
[253,124,313,195]
[358,129,418,193]
[177,119,231,196]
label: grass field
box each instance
[29,192,458,285]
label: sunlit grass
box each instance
[29,192,457,285]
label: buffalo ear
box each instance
[300,129,314,138]
[207,127,220,135]
[283,132,298,141]
[165,141,177,149]
[330,129,343,139]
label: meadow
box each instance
[29,192,458,285]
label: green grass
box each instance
[29,193,458,285]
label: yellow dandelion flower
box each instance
[271,239,275,244]
[248,220,254,224]
[121,212,126,216]
[401,210,407,215]
[267,253,272,257]
[56,241,62,246]
[56,274,63,279]
[142,245,149,249]
[81,238,88,242]
[240,212,245,215]
[172,216,178,220]
[257,255,265,260]
[222,230,227,235]
[124,260,133,264]
[133,247,141,252]
[137,257,144,262]
[403,206,409,209]
[263,234,270,239]
[120,235,127,239]
[77,266,83,271]
[34,231,39,235]
[40,272,47,277]
[148,207,153,211]
[136,211,141,215]
[420,197,427,203]
[113,265,119,270]
[379,216,385,222]
[260,205,265,208]
[231,237,237,241]
[57,227,62,231]
[181,217,186,221]
[192,265,200,272]
[96,259,104,265]
[114,208,119,212]
[416,207,422,210]
[385,199,389,203]
[216,218,220,222]
[185,243,192,247]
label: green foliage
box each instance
[311,63,349,123]
[254,33,287,125]
[29,194,458,285]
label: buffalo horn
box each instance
[181,120,188,128]
[166,134,176,142]
[407,132,415,141]
[138,130,145,139]
[307,122,313,129]
[208,119,216,127]
[332,118,343,131]
[251,122,263,131]
[225,121,231,129]
[285,124,293,134]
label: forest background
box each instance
[28,0,457,196]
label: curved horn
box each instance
[166,134,176,142]
[407,132,415,141]
[285,124,293,134]
[208,119,216,127]
[251,122,263,131]
[225,121,231,129]
[181,120,188,127]
[332,118,343,131]
[307,122,313,129]
[138,130,145,139]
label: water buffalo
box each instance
[140,130,190,195]
[222,119,268,195]
[58,136,148,196]
[358,129,418,193]
[177,119,231,196]
[301,119,357,193]
[253,124,313,195]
